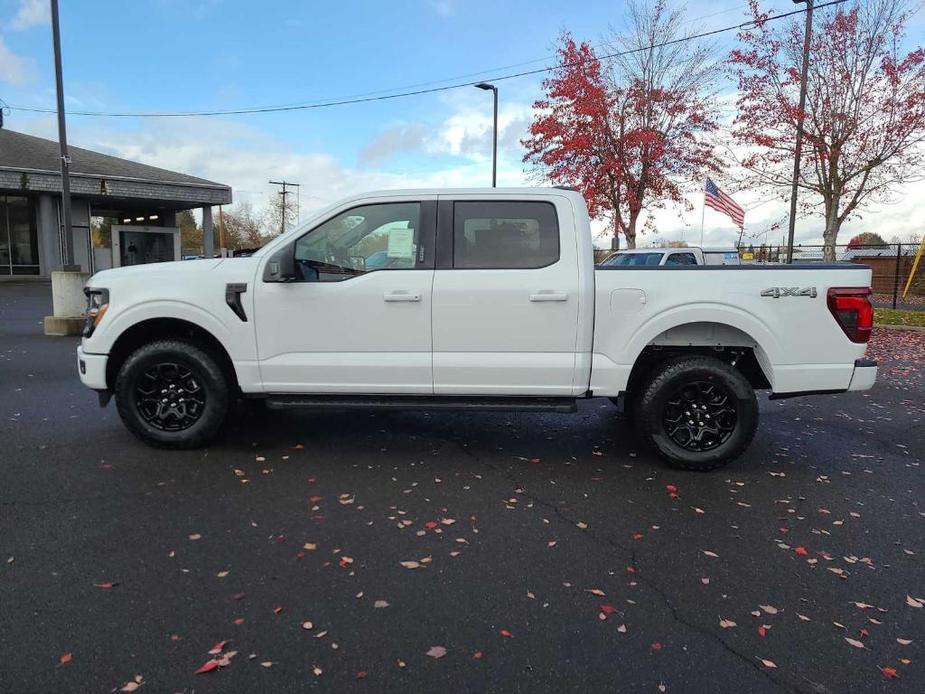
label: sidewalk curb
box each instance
[873,323,925,333]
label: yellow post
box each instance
[902,235,925,299]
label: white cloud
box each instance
[8,0,49,31]
[0,35,31,85]
[12,114,526,221]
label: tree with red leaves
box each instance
[523,1,721,249]
[730,0,925,260]
[847,232,888,249]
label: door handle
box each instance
[384,291,421,302]
[529,291,568,302]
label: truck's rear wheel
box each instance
[115,339,230,449]
[635,356,757,471]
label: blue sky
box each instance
[1,0,923,247]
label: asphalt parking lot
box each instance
[1,282,923,694]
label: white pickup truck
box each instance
[77,188,877,470]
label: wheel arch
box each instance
[106,317,239,393]
[624,315,777,395]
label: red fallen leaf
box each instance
[59,652,72,665]
[424,521,439,530]
[273,607,283,615]
[860,628,870,638]
[626,566,636,573]
[93,581,118,589]
[665,484,678,497]
[233,618,245,626]
[600,605,619,616]
[757,626,767,637]
[881,666,899,679]
[195,659,220,674]
[779,527,789,534]
[651,641,663,651]
[230,592,246,601]
[794,546,808,556]
[294,444,305,450]
[356,671,368,679]
[632,532,643,541]
[208,640,228,655]
[170,634,181,641]
[528,458,541,464]
[499,629,513,638]
[473,650,483,659]
[338,557,351,568]
[309,496,322,503]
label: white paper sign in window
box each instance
[387,227,415,259]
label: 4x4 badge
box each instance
[761,287,817,298]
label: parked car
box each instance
[77,188,876,470]
[599,247,741,267]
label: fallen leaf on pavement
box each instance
[59,653,72,665]
[426,646,447,659]
[719,618,736,629]
[195,660,220,674]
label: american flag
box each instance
[704,178,744,229]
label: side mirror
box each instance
[263,243,296,282]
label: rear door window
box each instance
[452,201,559,269]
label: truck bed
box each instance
[589,264,874,397]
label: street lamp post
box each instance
[475,83,498,187]
[785,0,815,264]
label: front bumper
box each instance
[77,346,108,390]
[847,357,877,392]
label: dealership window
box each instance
[0,196,40,275]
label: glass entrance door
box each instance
[116,229,177,266]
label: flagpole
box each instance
[700,200,706,247]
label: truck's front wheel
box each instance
[636,356,758,471]
[114,339,230,449]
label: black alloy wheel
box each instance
[134,361,206,431]
[661,380,737,452]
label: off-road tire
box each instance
[115,339,230,449]
[635,355,758,471]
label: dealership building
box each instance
[0,128,231,278]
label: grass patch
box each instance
[874,308,925,327]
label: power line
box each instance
[6,0,846,119]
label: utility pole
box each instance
[269,180,301,235]
[785,0,815,264]
[51,0,77,271]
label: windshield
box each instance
[603,252,664,267]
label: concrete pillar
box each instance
[44,270,90,336]
[202,206,214,258]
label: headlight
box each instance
[83,287,109,338]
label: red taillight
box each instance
[827,287,873,343]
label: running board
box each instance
[264,394,578,413]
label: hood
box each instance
[88,258,226,285]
